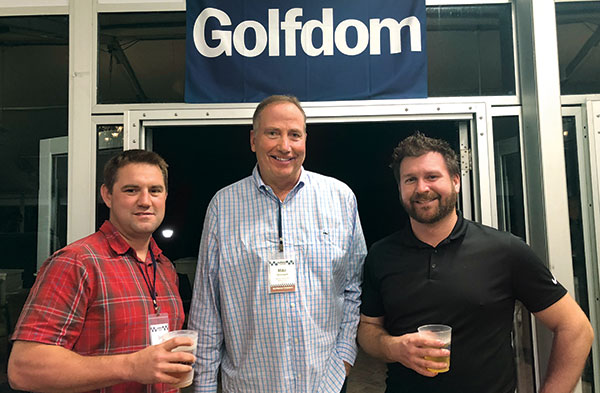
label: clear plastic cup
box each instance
[160,329,198,388]
[417,324,452,373]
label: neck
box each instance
[113,226,152,261]
[130,240,151,262]
[410,210,458,247]
[272,185,293,202]
[263,174,300,202]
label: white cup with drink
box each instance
[160,329,198,388]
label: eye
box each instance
[123,188,137,194]
[150,187,164,195]
[266,130,279,137]
[404,177,416,184]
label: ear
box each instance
[100,184,112,208]
[452,173,461,193]
[250,130,257,152]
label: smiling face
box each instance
[100,163,167,244]
[250,101,306,197]
[399,152,460,224]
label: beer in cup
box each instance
[417,324,451,373]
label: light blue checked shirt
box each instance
[189,166,367,393]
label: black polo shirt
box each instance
[361,213,567,393]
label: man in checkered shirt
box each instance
[189,95,367,393]
[8,150,195,393]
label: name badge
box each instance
[148,313,170,345]
[268,252,296,294]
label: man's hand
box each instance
[358,315,450,378]
[382,332,449,377]
[8,338,197,393]
[127,336,196,386]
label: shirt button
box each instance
[294,338,299,344]
[290,302,295,308]
[431,264,437,269]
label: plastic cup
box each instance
[417,324,452,373]
[160,329,198,388]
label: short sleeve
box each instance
[12,249,89,348]
[509,236,567,313]
[360,249,386,317]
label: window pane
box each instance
[556,2,600,94]
[0,17,68,377]
[493,116,525,238]
[97,12,185,104]
[427,5,515,97]
[95,125,124,230]
[0,16,69,289]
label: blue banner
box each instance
[185,0,427,103]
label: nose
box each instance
[277,135,291,152]
[137,189,151,207]
[415,178,430,193]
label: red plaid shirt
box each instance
[12,221,185,393]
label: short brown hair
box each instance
[252,95,306,130]
[390,132,460,184]
[103,149,168,193]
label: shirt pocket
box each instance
[291,225,348,289]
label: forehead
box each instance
[258,102,305,126]
[399,152,449,176]
[114,163,164,185]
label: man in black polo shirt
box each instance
[358,132,593,393]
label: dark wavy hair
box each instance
[390,132,460,184]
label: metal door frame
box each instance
[123,101,494,226]
[581,101,600,393]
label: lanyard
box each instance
[278,201,284,252]
[136,248,159,314]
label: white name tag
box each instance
[148,313,170,345]
[268,253,296,294]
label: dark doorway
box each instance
[149,120,462,260]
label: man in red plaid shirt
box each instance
[8,150,194,393]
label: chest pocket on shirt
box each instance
[291,224,348,283]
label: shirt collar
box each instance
[401,210,467,248]
[99,220,164,262]
[251,165,306,201]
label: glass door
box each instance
[492,113,535,393]
[37,136,68,270]
[563,105,599,393]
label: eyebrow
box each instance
[120,184,164,189]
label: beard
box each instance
[402,189,458,224]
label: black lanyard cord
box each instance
[136,248,159,314]
[278,202,284,252]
